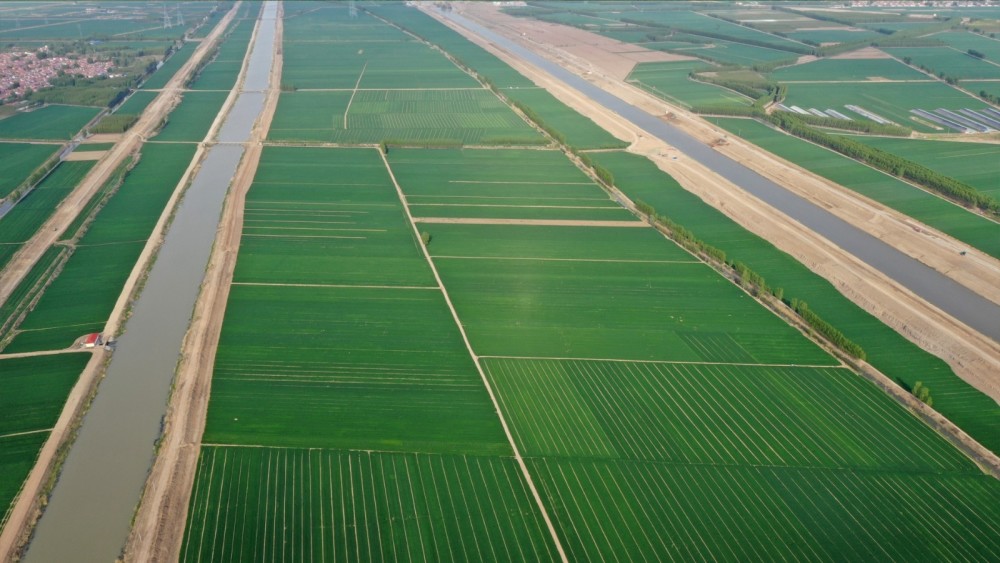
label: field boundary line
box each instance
[378,149,569,562]
[409,203,621,210]
[480,354,842,369]
[0,428,52,440]
[343,61,368,130]
[448,180,593,185]
[433,255,701,264]
[413,217,644,227]
[232,282,440,290]
[0,348,89,360]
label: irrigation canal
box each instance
[23,3,277,561]
[439,9,1000,344]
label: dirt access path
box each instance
[122,4,283,561]
[0,5,242,561]
[428,4,1000,406]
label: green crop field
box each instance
[0,143,59,199]
[234,147,434,287]
[0,105,98,140]
[115,91,158,115]
[849,136,1000,198]
[0,161,94,271]
[770,58,929,81]
[0,354,91,524]
[181,447,559,563]
[503,87,628,149]
[785,28,880,44]
[270,89,543,145]
[782,81,990,131]
[710,118,1000,259]
[935,31,1000,62]
[886,47,1000,79]
[389,148,631,221]
[628,61,751,109]
[189,19,254,91]
[154,91,228,142]
[486,358,973,471]
[591,150,1000,453]
[3,143,196,353]
[141,43,197,90]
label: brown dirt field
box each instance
[121,4,283,561]
[831,46,892,59]
[432,4,1000,408]
[63,150,105,161]
[81,133,124,143]
[0,5,241,561]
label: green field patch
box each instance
[154,91,228,142]
[847,135,1000,198]
[502,87,628,149]
[885,47,1000,80]
[628,61,752,109]
[934,31,1000,62]
[0,161,94,271]
[436,258,833,364]
[284,4,411,42]
[784,28,880,45]
[233,147,433,287]
[141,43,198,90]
[590,149,1000,453]
[0,143,59,199]
[205,284,509,455]
[425,223,694,262]
[181,447,559,562]
[283,39,477,90]
[269,90,543,145]
[710,118,1000,259]
[115,91,158,116]
[0,354,91,521]
[487,358,974,472]
[771,58,928,81]
[781,81,990,132]
[531,458,1000,561]
[0,105,98,140]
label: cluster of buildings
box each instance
[0,46,113,101]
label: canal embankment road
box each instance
[21,3,278,562]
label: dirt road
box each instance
[427,4,1000,405]
[122,3,283,560]
[0,5,241,561]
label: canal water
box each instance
[23,3,277,562]
[440,9,1000,343]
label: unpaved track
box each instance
[122,4,283,561]
[428,5,1000,405]
[0,6,241,560]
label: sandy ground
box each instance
[63,150,106,161]
[121,4,283,561]
[0,6,242,561]
[430,4,1000,419]
[831,46,893,59]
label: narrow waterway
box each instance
[440,9,1000,343]
[23,3,277,562]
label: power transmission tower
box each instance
[162,3,171,28]
[176,4,185,27]
[349,0,358,19]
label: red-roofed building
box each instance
[82,333,102,348]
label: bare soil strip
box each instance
[122,5,284,560]
[413,217,645,227]
[0,6,242,560]
[0,349,87,360]
[432,4,1000,408]
[63,150,107,161]
[380,150,569,562]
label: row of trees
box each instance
[634,200,867,361]
[767,112,1000,215]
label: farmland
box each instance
[0,161,95,271]
[0,143,59,199]
[627,61,752,109]
[151,2,1000,561]
[153,91,228,142]
[0,105,98,140]
[885,46,1000,80]
[770,58,929,81]
[502,87,627,149]
[710,117,1000,260]
[0,354,92,525]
